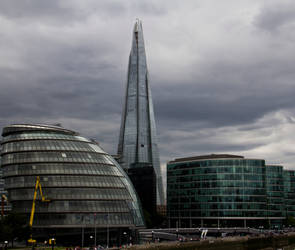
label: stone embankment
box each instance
[129,232,295,250]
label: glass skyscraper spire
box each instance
[118,20,164,205]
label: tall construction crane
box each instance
[1,194,8,218]
[28,176,50,244]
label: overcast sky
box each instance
[1,0,295,183]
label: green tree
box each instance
[285,216,295,227]
[143,209,153,228]
[0,213,31,247]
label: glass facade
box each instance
[1,124,144,230]
[167,155,286,228]
[284,170,295,218]
[266,165,285,220]
[117,20,164,205]
[0,153,11,214]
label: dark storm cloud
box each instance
[0,71,122,120]
[0,5,125,124]
[153,58,295,128]
[155,83,295,128]
[0,0,295,171]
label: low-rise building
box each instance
[167,154,293,229]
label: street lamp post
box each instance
[107,213,109,249]
[51,238,55,250]
[90,235,94,247]
[4,241,8,250]
[123,232,127,246]
[94,213,97,247]
[82,227,84,248]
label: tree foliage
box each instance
[143,209,166,228]
[285,216,295,227]
[0,213,31,246]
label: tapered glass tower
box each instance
[118,20,164,205]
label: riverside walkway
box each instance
[139,227,261,242]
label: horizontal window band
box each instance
[5,185,126,190]
[3,173,121,178]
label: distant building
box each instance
[284,170,295,218]
[117,20,164,205]
[266,165,285,226]
[1,124,144,245]
[167,154,294,229]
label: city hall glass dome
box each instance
[1,124,144,231]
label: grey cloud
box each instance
[161,136,263,155]
[153,74,295,129]
[0,1,76,23]
[0,0,126,24]
[0,0,177,25]
[0,0,295,171]
[255,1,295,31]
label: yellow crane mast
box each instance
[28,176,50,244]
[1,194,8,218]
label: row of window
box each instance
[267,204,285,211]
[266,173,283,178]
[168,166,265,175]
[2,163,122,178]
[168,210,268,217]
[268,197,285,204]
[267,186,284,192]
[4,175,125,189]
[168,203,267,210]
[2,140,104,154]
[10,187,131,201]
[284,186,295,193]
[266,180,284,186]
[168,174,265,182]
[33,212,133,226]
[2,132,90,143]
[168,196,266,203]
[284,171,295,176]
[168,181,265,188]
[169,202,285,212]
[267,211,286,217]
[14,200,130,213]
[286,211,295,218]
[285,193,295,199]
[168,159,264,170]
[2,151,113,165]
[168,188,266,196]
[285,200,295,207]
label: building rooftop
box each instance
[169,154,244,163]
[2,123,78,136]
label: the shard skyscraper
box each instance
[118,20,164,205]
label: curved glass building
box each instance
[1,124,144,244]
[167,154,285,228]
